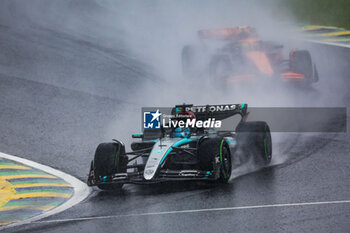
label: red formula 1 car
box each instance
[182,26,319,86]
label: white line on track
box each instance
[35,199,350,224]
[0,152,91,230]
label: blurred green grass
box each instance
[280,0,350,29]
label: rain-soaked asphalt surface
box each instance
[1,1,350,232]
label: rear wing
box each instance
[172,104,248,121]
[139,104,248,139]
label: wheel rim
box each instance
[220,144,232,179]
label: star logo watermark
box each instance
[143,109,162,129]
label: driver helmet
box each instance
[173,127,191,138]
[172,111,196,138]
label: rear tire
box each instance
[93,142,128,190]
[236,121,272,165]
[290,50,317,83]
[198,137,232,183]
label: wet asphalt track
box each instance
[1,2,350,233]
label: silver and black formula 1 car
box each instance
[87,104,272,190]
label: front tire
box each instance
[290,50,318,83]
[198,137,232,183]
[93,142,128,190]
[236,121,272,165]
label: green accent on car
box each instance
[219,139,227,179]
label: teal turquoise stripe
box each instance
[203,171,211,179]
[160,138,196,164]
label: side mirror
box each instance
[132,133,143,138]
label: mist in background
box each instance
[0,0,348,174]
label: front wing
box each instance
[87,169,218,186]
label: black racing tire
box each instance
[182,45,196,75]
[198,137,232,183]
[289,50,316,83]
[236,121,272,165]
[93,142,127,190]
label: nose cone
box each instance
[143,139,179,180]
